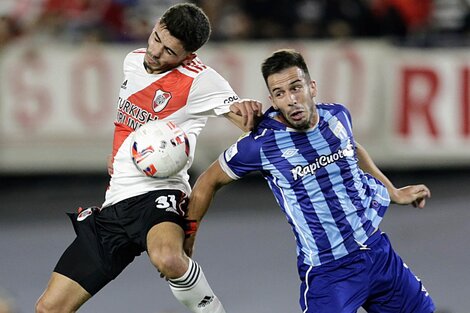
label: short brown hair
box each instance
[160,3,211,52]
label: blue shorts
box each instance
[298,232,435,313]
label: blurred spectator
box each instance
[0,0,43,47]
[371,0,432,37]
[121,0,184,42]
[241,0,297,39]
[0,0,468,46]
[0,15,21,48]
[0,0,43,30]
[196,0,252,40]
[292,0,324,38]
[322,0,378,38]
[36,0,120,42]
[430,0,470,34]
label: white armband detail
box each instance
[218,154,240,180]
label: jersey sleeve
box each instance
[123,49,144,74]
[186,68,239,117]
[218,133,263,180]
[336,103,353,132]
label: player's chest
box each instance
[266,130,352,181]
[118,71,194,120]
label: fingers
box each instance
[230,99,262,114]
[410,184,431,209]
[414,184,431,200]
[249,100,263,116]
[395,184,431,208]
[242,102,254,128]
[230,99,263,128]
[412,197,426,209]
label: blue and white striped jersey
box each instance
[219,103,390,267]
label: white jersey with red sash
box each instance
[102,49,238,208]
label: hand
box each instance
[230,99,263,130]
[107,154,114,176]
[390,184,431,209]
[183,234,196,258]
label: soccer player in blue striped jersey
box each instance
[184,49,435,313]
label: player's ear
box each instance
[268,95,278,110]
[310,80,317,97]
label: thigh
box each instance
[146,221,187,271]
[53,235,115,296]
[37,272,91,312]
[144,194,189,278]
[365,234,435,313]
[116,189,189,249]
[299,253,369,313]
[56,209,137,296]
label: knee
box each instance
[35,296,58,313]
[149,249,187,279]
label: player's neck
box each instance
[275,110,319,130]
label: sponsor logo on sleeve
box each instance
[224,143,238,162]
[223,95,239,104]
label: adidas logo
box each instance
[197,295,214,308]
[121,79,128,89]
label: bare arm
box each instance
[356,142,431,209]
[224,99,263,131]
[184,160,235,257]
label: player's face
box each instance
[267,66,318,130]
[144,21,192,74]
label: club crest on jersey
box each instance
[152,89,172,112]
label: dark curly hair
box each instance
[160,3,211,52]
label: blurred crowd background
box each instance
[0,0,469,49]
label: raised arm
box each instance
[225,99,263,131]
[355,142,431,209]
[184,160,235,257]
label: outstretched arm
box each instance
[184,160,235,257]
[225,99,263,131]
[355,142,431,209]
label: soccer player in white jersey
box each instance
[184,49,435,313]
[35,3,261,313]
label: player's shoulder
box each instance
[317,102,347,111]
[225,130,266,163]
[317,102,351,116]
[123,48,146,68]
[126,48,146,58]
[176,55,212,78]
[236,126,275,153]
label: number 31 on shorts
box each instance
[155,194,183,215]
